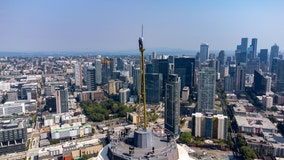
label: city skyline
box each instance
[1,1,284,52]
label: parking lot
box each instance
[189,146,234,160]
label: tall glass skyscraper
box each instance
[200,43,209,64]
[248,38,257,60]
[235,38,248,65]
[145,73,162,104]
[270,44,279,71]
[165,74,180,135]
[259,49,268,72]
[174,57,195,91]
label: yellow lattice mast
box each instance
[137,25,147,130]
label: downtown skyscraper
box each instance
[200,43,209,64]
[174,57,195,91]
[165,74,180,135]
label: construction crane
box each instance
[137,25,147,130]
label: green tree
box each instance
[271,106,278,112]
[179,132,192,145]
[240,146,257,160]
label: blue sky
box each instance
[0,0,284,52]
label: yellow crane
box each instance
[137,25,147,130]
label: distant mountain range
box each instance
[0,49,235,57]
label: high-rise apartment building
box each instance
[119,88,130,104]
[55,86,69,113]
[192,113,227,140]
[86,67,96,91]
[174,57,195,91]
[235,65,245,93]
[101,59,111,84]
[95,59,102,85]
[108,80,116,95]
[74,62,82,88]
[200,43,209,64]
[165,74,180,135]
[197,67,216,112]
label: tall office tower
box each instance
[145,73,163,104]
[101,59,111,84]
[86,67,96,91]
[241,38,248,52]
[195,52,200,69]
[197,67,216,112]
[200,43,209,64]
[235,38,248,65]
[209,53,216,60]
[145,63,153,73]
[55,86,69,113]
[168,56,175,75]
[174,57,195,90]
[235,65,245,93]
[110,58,117,71]
[74,62,82,88]
[208,59,219,74]
[271,58,281,75]
[217,50,225,65]
[224,76,233,92]
[253,70,267,95]
[276,59,284,91]
[246,59,260,74]
[95,59,102,85]
[117,58,124,71]
[270,44,280,71]
[248,38,258,60]
[258,49,269,72]
[165,74,180,135]
[132,67,140,95]
[265,76,272,94]
[152,51,157,60]
[152,59,169,97]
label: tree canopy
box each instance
[179,132,192,145]
[80,100,134,122]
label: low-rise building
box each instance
[51,123,92,140]
[235,114,277,134]
[0,118,27,154]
